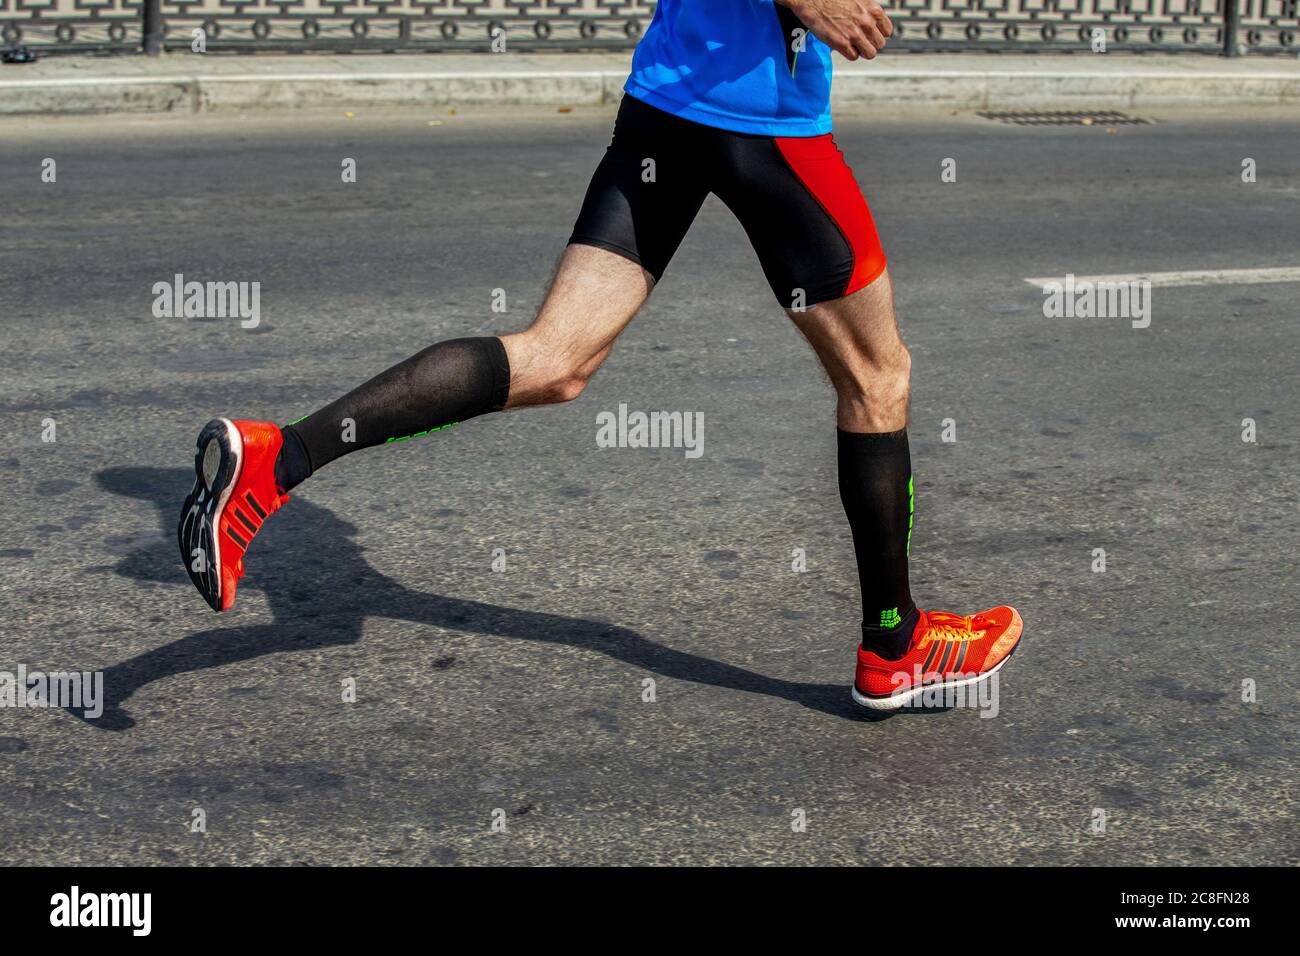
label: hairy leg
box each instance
[786,269,910,431]
[502,243,654,408]
[788,270,918,654]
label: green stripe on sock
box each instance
[383,421,461,444]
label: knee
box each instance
[843,345,910,406]
[502,332,599,407]
[888,345,912,399]
[541,369,591,405]
[499,332,600,408]
[837,345,911,430]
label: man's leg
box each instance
[183,95,710,612]
[786,270,918,659]
[710,121,1021,706]
[276,94,706,489]
[180,244,652,612]
[789,271,1023,710]
[278,243,651,490]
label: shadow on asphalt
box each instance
[64,466,933,731]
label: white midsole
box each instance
[207,418,243,600]
[851,652,1012,711]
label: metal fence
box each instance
[1,0,1297,57]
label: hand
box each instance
[784,0,894,61]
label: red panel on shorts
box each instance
[775,135,888,298]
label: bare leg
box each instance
[785,269,910,431]
[789,269,917,651]
[502,243,655,408]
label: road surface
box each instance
[1,103,1296,865]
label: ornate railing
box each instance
[891,0,1297,54]
[1,1,1296,56]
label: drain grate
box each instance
[977,110,1150,126]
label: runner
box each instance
[178,0,1022,711]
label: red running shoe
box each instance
[178,418,289,612]
[852,607,1023,711]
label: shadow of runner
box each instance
[72,466,879,731]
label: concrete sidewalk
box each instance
[2,50,1299,115]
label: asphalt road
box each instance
[1,102,1297,865]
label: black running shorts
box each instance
[568,94,887,308]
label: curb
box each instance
[2,67,1299,116]
[0,71,618,116]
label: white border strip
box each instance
[1024,267,1300,289]
[0,70,618,90]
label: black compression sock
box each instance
[861,605,919,661]
[838,427,918,657]
[276,336,510,489]
[274,424,313,493]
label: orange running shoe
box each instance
[177,418,289,612]
[851,607,1023,711]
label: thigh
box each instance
[713,131,887,309]
[568,95,710,282]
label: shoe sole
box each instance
[851,633,1021,712]
[177,418,243,612]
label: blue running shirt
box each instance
[624,1,834,137]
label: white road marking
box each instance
[1024,266,1300,289]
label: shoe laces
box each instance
[920,610,990,644]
